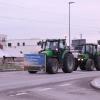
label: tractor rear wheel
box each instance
[85,59,95,71]
[95,55,100,71]
[46,58,59,74]
[62,53,75,73]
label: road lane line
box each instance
[59,83,71,86]
[16,92,28,96]
[10,92,28,96]
[9,92,28,96]
[38,88,52,92]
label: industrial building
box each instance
[72,39,86,50]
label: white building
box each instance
[5,38,42,54]
[0,34,43,57]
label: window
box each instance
[45,41,58,50]
[59,41,65,49]
[23,42,25,46]
[20,51,23,54]
[93,45,97,54]
[2,38,6,42]
[8,43,12,47]
[17,43,20,46]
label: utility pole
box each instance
[68,2,75,50]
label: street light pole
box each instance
[80,33,82,39]
[68,2,75,51]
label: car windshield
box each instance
[45,41,58,50]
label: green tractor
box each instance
[25,39,75,74]
[77,43,100,71]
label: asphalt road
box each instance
[0,70,100,100]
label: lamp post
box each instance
[68,2,75,50]
[80,34,82,39]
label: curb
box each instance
[90,78,100,90]
[0,69,24,72]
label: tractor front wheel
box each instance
[80,63,86,70]
[62,53,75,73]
[85,59,95,71]
[46,58,59,74]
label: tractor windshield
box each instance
[81,44,97,54]
[81,45,85,53]
[45,41,58,50]
[82,45,92,54]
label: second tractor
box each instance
[75,43,100,71]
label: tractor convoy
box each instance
[24,39,100,74]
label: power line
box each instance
[0,1,27,9]
[0,16,66,26]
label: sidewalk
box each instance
[90,77,100,89]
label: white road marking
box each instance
[16,92,28,96]
[38,88,52,91]
[10,92,28,96]
[59,83,71,86]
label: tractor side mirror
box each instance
[37,41,42,46]
[37,41,44,49]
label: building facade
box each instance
[72,39,86,50]
[5,38,42,54]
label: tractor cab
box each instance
[81,44,97,57]
[39,39,70,59]
[38,39,69,55]
[43,39,67,51]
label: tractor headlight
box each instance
[81,59,83,61]
[78,58,83,61]
[56,48,58,51]
[78,58,80,61]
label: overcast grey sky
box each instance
[0,0,100,43]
